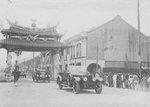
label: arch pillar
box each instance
[50,50,55,80]
[5,50,12,81]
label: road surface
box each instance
[0,77,150,107]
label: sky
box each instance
[0,0,150,68]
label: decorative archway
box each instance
[0,20,68,80]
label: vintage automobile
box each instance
[20,72,27,78]
[32,69,51,83]
[57,71,103,94]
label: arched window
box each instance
[76,43,81,57]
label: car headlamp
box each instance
[83,77,88,81]
[92,78,96,81]
[74,77,80,81]
[93,77,103,82]
[98,77,103,81]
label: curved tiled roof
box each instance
[1,22,62,38]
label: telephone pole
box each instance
[137,0,141,79]
[137,0,140,32]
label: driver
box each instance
[64,64,69,73]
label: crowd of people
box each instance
[103,72,150,91]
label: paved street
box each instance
[0,77,150,107]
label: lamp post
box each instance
[96,38,99,71]
[146,42,149,68]
[33,51,35,72]
[24,58,26,73]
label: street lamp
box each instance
[96,37,99,72]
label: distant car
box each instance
[20,72,26,78]
[32,69,51,83]
[0,72,6,82]
[57,71,103,94]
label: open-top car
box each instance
[32,69,51,83]
[57,70,103,94]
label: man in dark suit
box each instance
[12,61,21,86]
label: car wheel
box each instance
[95,82,102,94]
[73,81,80,94]
[57,78,63,89]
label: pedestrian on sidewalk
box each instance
[12,61,21,86]
[113,74,117,88]
[108,72,113,87]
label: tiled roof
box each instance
[1,24,62,38]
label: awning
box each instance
[0,38,68,52]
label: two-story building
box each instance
[64,15,150,74]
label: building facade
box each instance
[64,15,150,74]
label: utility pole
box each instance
[137,0,140,32]
[137,0,142,80]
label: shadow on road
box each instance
[62,87,96,94]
